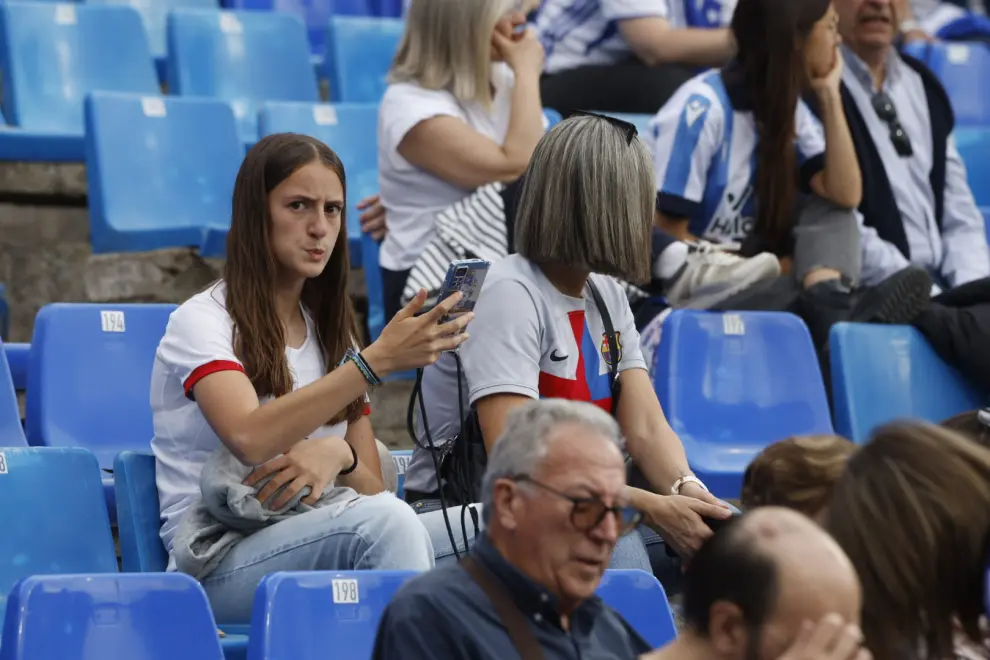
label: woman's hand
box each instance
[778,615,870,660]
[493,26,545,79]
[809,46,844,98]
[244,435,353,510]
[679,481,733,513]
[357,194,387,241]
[362,290,473,376]
[641,493,733,557]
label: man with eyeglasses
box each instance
[818,0,990,292]
[371,399,654,659]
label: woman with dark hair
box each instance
[646,0,932,348]
[150,133,475,623]
[826,422,990,659]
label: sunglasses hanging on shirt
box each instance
[871,92,914,158]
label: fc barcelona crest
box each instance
[600,332,623,367]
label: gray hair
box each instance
[514,115,655,285]
[388,0,513,108]
[480,399,623,523]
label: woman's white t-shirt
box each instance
[377,64,515,272]
[150,282,363,566]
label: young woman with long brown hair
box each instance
[150,133,475,623]
[648,0,932,348]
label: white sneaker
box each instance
[665,241,781,309]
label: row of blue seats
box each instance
[0,3,405,156]
[0,303,983,504]
[0,447,677,659]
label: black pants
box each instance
[540,60,696,116]
[914,277,990,392]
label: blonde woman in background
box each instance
[377,0,546,322]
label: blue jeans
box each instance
[202,493,435,624]
[410,499,669,583]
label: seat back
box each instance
[247,570,416,659]
[85,92,242,254]
[85,0,219,60]
[654,311,834,497]
[222,0,372,57]
[0,340,27,447]
[115,451,170,573]
[0,2,159,133]
[0,573,224,660]
[391,448,411,499]
[953,126,990,207]
[25,303,177,470]
[830,322,985,442]
[168,8,319,142]
[325,16,404,103]
[258,101,378,268]
[596,570,677,648]
[903,41,990,126]
[0,448,117,618]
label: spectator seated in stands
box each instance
[534,0,738,115]
[900,0,990,44]
[377,0,546,322]
[740,434,857,523]
[827,422,990,659]
[151,133,478,623]
[644,507,868,660]
[404,114,733,589]
[372,400,653,660]
[826,0,990,293]
[645,0,932,353]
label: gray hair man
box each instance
[372,399,652,660]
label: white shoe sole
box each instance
[680,253,782,310]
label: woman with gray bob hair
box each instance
[513,114,654,285]
[404,114,733,587]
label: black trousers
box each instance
[540,60,696,116]
[914,277,990,393]
[381,266,412,324]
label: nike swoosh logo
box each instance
[549,350,568,362]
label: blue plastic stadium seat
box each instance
[114,452,169,573]
[248,571,416,658]
[325,16,404,103]
[0,2,160,161]
[168,8,320,144]
[902,41,990,126]
[953,126,990,207]
[3,344,28,392]
[653,311,834,498]
[0,448,117,623]
[259,101,379,269]
[596,570,677,648]
[85,0,220,82]
[222,0,372,60]
[112,452,250,654]
[374,0,402,17]
[24,303,177,519]
[0,341,27,448]
[0,573,224,660]
[85,92,242,254]
[829,322,985,442]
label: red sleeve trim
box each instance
[362,403,372,416]
[184,360,245,400]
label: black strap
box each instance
[587,279,621,416]
[461,556,544,660]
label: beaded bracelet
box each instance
[340,347,382,387]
